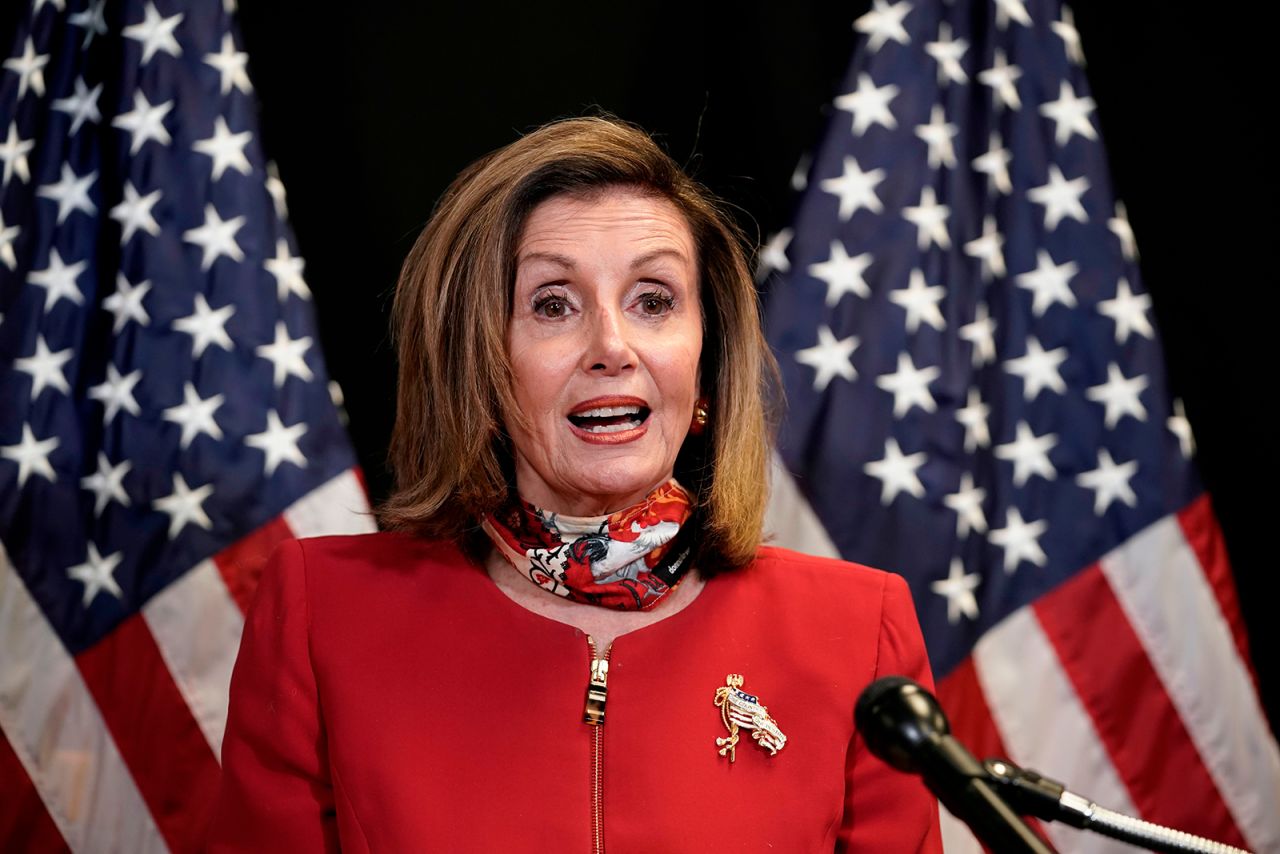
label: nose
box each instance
[581,303,637,376]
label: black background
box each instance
[231,1,1275,731]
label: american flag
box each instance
[760,0,1280,851]
[0,1,372,850]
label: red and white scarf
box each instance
[482,479,696,611]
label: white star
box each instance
[69,0,107,47]
[33,0,67,12]
[204,32,252,95]
[153,473,215,539]
[964,215,1006,280]
[1027,165,1089,230]
[27,248,87,313]
[36,163,97,224]
[103,274,152,334]
[864,437,927,505]
[903,185,950,250]
[1040,81,1097,146]
[256,321,314,388]
[1168,399,1195,458]
[960,303,996,367]
[0,123,34,186]
[1109,201,1138,261]
[266,162,289,220]
[246,410,308,476]
[791,154,811,191]
[110,181,162,244]
[972,132,1012,195]
[163,382,225,449]
[14,335,72,399]
[1015,249,1079,316]
[0,211,18,270]
[67,543,124,608]
[788,327,860,394]
[52,77,102,134]
[1052,6,1085,65]
[989,507,1048,573]
[890,269,946,333]
[944,472,988,538]
[3,38,48,100]
[955,387,991,452]
[994,0,1032,30]
[796,325,858,392]
[995,421,1058,486]
[193,116,253,181]
[833,74,900,136]
[87,363,143,424]
[757,228,792,278]
[808,240,872,306]
[1,424,59,488]
[81,453,131,515]
[1005,337,1068,401]
[978,50,1022,111]
[915,104,958,169]
[265,239,310,301]
[932,557,981,624]
[853,0,912,52]
[112,91,174,154]
[1077,449,1138,515]
[122,2,184,64]
[173,293,235,357]
[1086,363,1149,428]
[876,352,940,417]
[820,156,886,220]
[925,22,968,85]
[183,204,245,270]
[1097,278,1153,344]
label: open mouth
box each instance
[567,404,651,434]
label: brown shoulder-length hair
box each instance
[377,116,781,573]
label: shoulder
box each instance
[289,529,463,568]
[743,544,910,599]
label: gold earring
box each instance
[690,398,710,436]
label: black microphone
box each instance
[856,676,1057,854]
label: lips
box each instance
[567,396,651,444]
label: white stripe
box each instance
[0,546,168,854]
[282,468,376,537]
[1100,514,1280,853]
[763,451,840,558]
[939,804,984,854]
[974,608,1138,854]
[141,559,244,760]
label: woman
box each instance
[208,117,942,852]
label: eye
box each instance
[532,291,572,318]
[637,290,676,316]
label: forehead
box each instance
[516,189,696,264]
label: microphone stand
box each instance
[982,758,1252,854]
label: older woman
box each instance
[208,117,942,852]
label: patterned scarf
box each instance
[482,479,696,611]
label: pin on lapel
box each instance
[713,674,786,763]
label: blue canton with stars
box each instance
[0,0,356,654]
[762,0,1200,679]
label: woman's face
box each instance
[506,188,703,516]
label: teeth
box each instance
[574,405,641,418]
[582,420,641,434]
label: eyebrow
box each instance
[516,248,690,271]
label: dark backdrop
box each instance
[7,2,1254,727]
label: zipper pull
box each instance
[584,653,609,726]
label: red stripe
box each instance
[1033,564,1248,849]
[936,656,1049,844]
[0,727,69,853]
[75,615,221,853]
[1177,495,1256,684]
[213,515,294,614]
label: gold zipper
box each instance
[584,637,611,854]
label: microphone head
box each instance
[855,676,951,773]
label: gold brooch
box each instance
[713,674,787,763]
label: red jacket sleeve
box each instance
[206,539,339,852]
[835,572,944,853]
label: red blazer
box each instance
[208,533,943,852]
